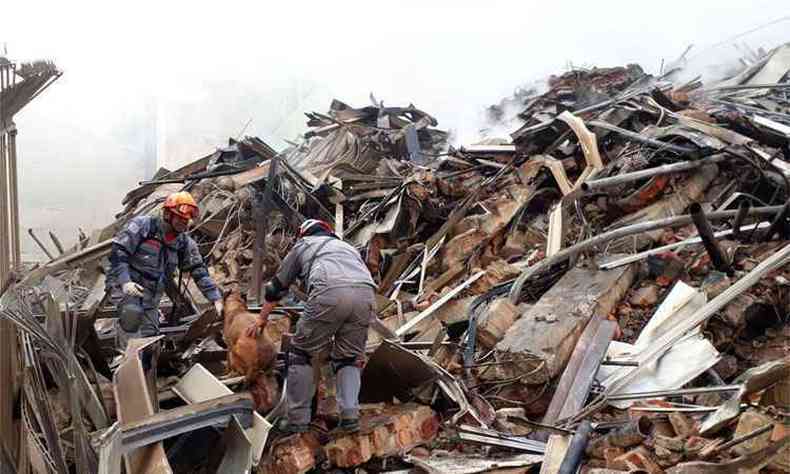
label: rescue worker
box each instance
[247,219,376,433]
[108,191,223,351]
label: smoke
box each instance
[6,1,789,260]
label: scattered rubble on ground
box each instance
[2,40,790,474]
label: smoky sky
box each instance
[4,0,789,260]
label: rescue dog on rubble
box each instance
[222,285,289,411]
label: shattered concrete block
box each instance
[443,229,488,270]
[629,284,660,307]
[494,261,635,381]
[712,354,739,380]
[722,293,757,328]
[684,435,711,456]
[668,412,697,439]
[762,375,790,409]
[732,410,789,471]
[654,434,685,453]
[609,446,663,474]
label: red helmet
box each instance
[163,192,199,220]
[298,219,333,238]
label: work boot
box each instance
[278,420,310,434]
[336,418,360,434]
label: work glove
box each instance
[214,300,224,317]
[122,282,145,298]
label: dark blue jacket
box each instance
[107,215,221,308]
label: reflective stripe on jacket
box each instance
[107,215,221,307]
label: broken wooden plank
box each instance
[475,298,520,350]
[395,271,486,338]
[539,435,570,474]
[542,317,616,430]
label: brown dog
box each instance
[222,288,290,410]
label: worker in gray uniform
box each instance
[247,219,376,433]
[107,191,223,352]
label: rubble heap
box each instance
[1,42,790,474]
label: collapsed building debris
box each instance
[2,39,790,473]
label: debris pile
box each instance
[2,41,790,474]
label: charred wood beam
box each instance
[587,120,698,155]
[249,157,279,304]
[48,231,65,255]
[27,228,55,260]
[581,154,729,193]
[541,318,616,437]
[509,204,784,303]
[733,200,751,241]
[690,203,734,275]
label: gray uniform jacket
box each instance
[275,236,376,298]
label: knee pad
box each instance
[330,357,359,374]
[119,302,144,333]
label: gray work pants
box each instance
[287,286,374,425]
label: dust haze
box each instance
[5,0,789,259]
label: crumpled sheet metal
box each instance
[700,356,790,436]
[599,281,721,408]
[404,452,543,474]
[172,363,271,467]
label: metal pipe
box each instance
[248,156,278,304]
[690,203,734,275]
[587,120,698,154]
[7,126,19,269]
[607,385,742,401]
[761,198,790,242]
[702,423,773,459]
[27,229,55,260]
[581,154,728,193]
[733,200,751,241]
[510,205,784,302]
[599,221,769,270]
[558,420,592,474]
[48,231,65,255]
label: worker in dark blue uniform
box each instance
[107,191,223,350]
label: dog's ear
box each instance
[221,280,240,299]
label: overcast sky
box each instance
[4,0,789,259]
